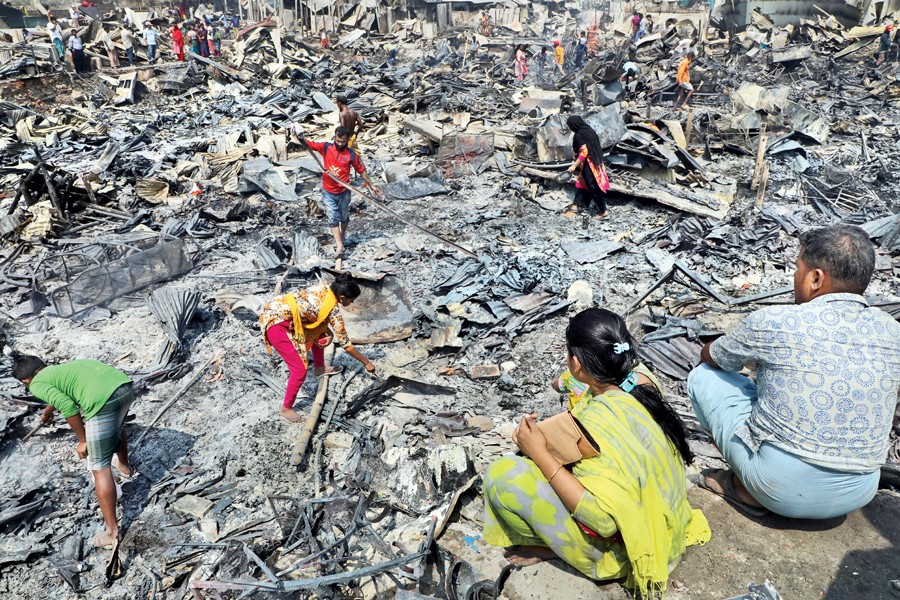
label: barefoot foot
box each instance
[279,407,304,423]
[503,545,557,567]
[93,530,119,549]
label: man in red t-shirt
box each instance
[297,125,381,258]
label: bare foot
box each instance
[593,211,610,220]
[279,407,304,424]
[93,530,119,549]
[503,545,557,567]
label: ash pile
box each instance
[0,0,899,598]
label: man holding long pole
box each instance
[293,125,381,259]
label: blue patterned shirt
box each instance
[710,293,900,473]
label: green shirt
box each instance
[28,359,132,420]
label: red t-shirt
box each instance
[306,140,365,194]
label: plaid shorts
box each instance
[85,384,134,471]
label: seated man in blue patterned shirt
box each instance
[688,224,900,519]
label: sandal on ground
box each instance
[117,469,141,484]
[592,211,610,220]
[697,469,770,518]
[112,457,140,484]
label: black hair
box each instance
[799,224,875,294]
[334,125,351,139]
[336,94,348,105]
[12,355,46,381]
[331,273,361,299]
[565,308,694,464]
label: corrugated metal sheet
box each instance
[718,0,863,27]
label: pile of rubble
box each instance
[0,1,899,598]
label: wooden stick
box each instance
[133,352,222,449]
[7,167,39,216]
[81,175,97,204]
[299,142,477,258]
[21,420,43,442]
[751,122,768,191]
[755,162,769,207]
[684,107,693,147]
[291,344,335,466]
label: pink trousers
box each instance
[265,320,325,408]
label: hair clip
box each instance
[613,342,630,355]
[619,371,638,393]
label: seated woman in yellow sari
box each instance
[259,273,376,423]
[484,308,710,597]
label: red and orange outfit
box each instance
[259,281,353,408]
[574,144,608,213]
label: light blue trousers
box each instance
[687,364,879,519]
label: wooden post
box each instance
[81,175,97,204]
[290,343,335,466]
[751,122,767,191]
[32,145,66,223]
[684,107,693,147]
[755,163,769,207]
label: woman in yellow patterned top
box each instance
[259,273,376,423]
[484,309,710,597]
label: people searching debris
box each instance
[621,60,639,85]
[642,13,654,34]
[384,41,398,66]
[877,23,895,64]
[674,50,695,109]
[688,225,900,520]
[514,44,528,81]
[197,23,209,58]
[187,25,200,55]
[536,46,548,74]
[13,356,137,549]
[630,11,643,44]
[99,25,119,68]
[259,275,377,423]
[121,26,135,67]
[574,31,587,68]
[47,18,64,60]
[143,23,158,63]
[295,125,382,258]
[564,115,610,220]
[171,23,185,62]
[336,95,366,152]
[553,40,565,75]
[211,26,222,56]
[480,11,493,37]
[68,29,88,73]
[483,309,710,596]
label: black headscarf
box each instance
[567,115,604,164]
